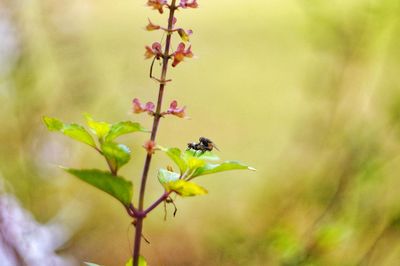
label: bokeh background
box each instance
[1,0,400,265]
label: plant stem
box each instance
[144,192,171,214]
[132,2,177,265]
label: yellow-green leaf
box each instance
[43,116,96,148]
[161,147,188,174]
[158,168,180,187]
[187,157,205,171]
[64,168,133,207]
[192,161,256,178]
[105,121,146,142]
[165,180,207,197]
[101,142,131,171]
[125,256,147,266]
[43,116,63,131]
[184,150,220,161]
[85,114,111,140]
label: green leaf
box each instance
[64,168,133,207]
[43,116,96,148]
[43,116,63,131]
[158,168,180,185]
[105,121,146,142]
[164,180,207,197]
[85,114,111,140]
[125,256,147,266]
[187,157,206,171]
[139,256,147,266]
[184,150,220,161]
[161,147,188,174]
[62,124,97,148]
[101,142,131,171]
[192,161,256,178]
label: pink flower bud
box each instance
[143,140,157,154]
[179,0,198,8]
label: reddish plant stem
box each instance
[132,2,177,265]
[144,192,171,214]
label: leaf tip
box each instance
[42,116,63,131]
[248,166,257,171]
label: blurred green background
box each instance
[1,0,400,265]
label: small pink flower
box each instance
[143,140,157,154]
[166,100,187,118]
[144,42,162,59]
[172,43,193,67]
[179,0,198,8]
[146,19,160,31]
[132,98,155,114]
[147,0,167,14]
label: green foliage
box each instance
[105,121,146,142]
[192,161,255,178]
[165,180,208,197]
[85,114,111,140]
[185,149,220,161]
[158,168,207,196]
[64,168,133,207]
[163,148,188,174]
[125,256,147,266]
[162,147,255,180]
[159,147,255,197]
[43,114,146,174]
[43,116,96,148]
[43,115,146,147]
[101,142,131,171]
[158,168,180,184]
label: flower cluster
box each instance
[133,98,187,118]
[164,100,187,118]
[132,98,155,115]
[144,42,163,59]
[147,0,198,13]
[172,43,193,67]
[145,0,197,67]
[147,0,167,14]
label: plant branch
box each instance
[144,192,171,214]
[132,1,177,265]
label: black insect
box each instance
[187,137,219,154]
